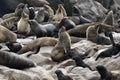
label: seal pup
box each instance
[0,25,17,43]
[0,50,36,70]
[2,3,25,20]
[5,41,22,53]
[51,26,71,62]
[53,4,67,21]
[17,37,58,54]
[28,19,57,37]
[17,4,33,36]
[72,56,93,71]
[55,70,73,80]
[57,17,76,30]
[29,7,35,19]
[95,33,120,60]
[96,65,112,80]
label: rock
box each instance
[71,40,96,55]
[77,0,107,21]
[105,57,120,70]
[71,67,99,80]
[26,66,55,80]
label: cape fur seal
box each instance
[0,17,19,30]
[57,17,76,30]
[86,23,116,45]
[0,50,36,70]
[53,4,67,21]
[72,56,93,71]
[95,32,120,60]
[6,41,22,53]
[67,23,96,37]
[96,65,112,80]
[17,37,58,54]
[17,4,33,36]
[2,3,25,20]
[0,0,49,17]
[55,70,73,80]
[51,26,71,62]
[96,65,120,80]
[0,25,17,43]
[28,19,57,38]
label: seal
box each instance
[86,23,116,45]
[0,50,36,70]
[51,26,71,62]
[14,3,25,18]
[96,65,112,80]
[17,4,33,36]
[57,17,76,30]
[72,56,93,71]
[17,37,58,54]
[28,19,57,38]
[67,23,96,37]
[2,3,25,20]
[53,4,67,21]
[29,7,35,19]
[95,32,120,60]
[96,65,120,80]
[55,70,73,80]
[0,17,19,30]
[0,25,17,43]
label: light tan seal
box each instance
[51,26,71,62]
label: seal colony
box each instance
[0,0,119,80]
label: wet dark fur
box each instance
[5,41,22,53]
[96,65,112,80]
[72,56,93,71]
[95,33,120,60]
[55,70,73,80]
